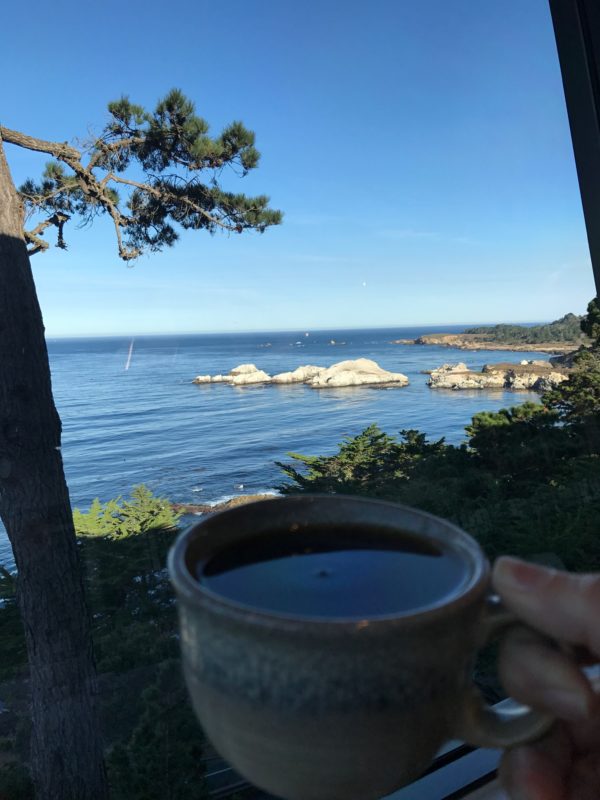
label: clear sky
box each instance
[1,0,595,335]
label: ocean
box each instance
[0,326,546,568]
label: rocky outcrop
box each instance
[428,363,505,389]
[193,364,270,385]
[549,349,583,368]
[193,359,409,388]
[231,368,271,385]
[428,361,569,391]
[230,363,261,376]
[271,365,324,384]
[393,333,576,354]
[307,358,409,388]
[173,493,277,515]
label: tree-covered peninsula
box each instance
[396,312,590,353]
[464,313,586,344]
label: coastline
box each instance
[392,333,578,354]
[172,493,278,516]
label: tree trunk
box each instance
[0,138,109,798]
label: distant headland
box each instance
[393,313,588,354]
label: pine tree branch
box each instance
[2,101,281,260]
[24,213,72,256]
[87,136,144,171]
[0,125,81,161]
[23,183,75,208]
[1,125,139,259]
[107,174,240,232]
[24,219,52,255]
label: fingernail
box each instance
[495,557,549,592]
[541,688,590,721]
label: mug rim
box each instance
[168,495,489,631]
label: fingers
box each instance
[500,725,600,800]
[492,558,600,658]
[499,725,571,800]
[498,626,598,721]
[567,752,600,800]
[568,712,600,754]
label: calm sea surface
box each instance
[0,326,547,568]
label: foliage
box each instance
[107,661,208,800]
[277,319,600,574]
[580,297,600,345]
[74,484,180,539]
[74,485,179,617]
[0,763,34,799]
[12,88,282,260]
[0,486,206,798]
[0,567,27,682]
[276,424,446,498]
[465,313,587,344]
[0,486,181,678]
[465,403,574,484]
[543,347,600,423]
[73,486,181,675]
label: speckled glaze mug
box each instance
[168,496,553,800]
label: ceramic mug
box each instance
[168,495,553,800]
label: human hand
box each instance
[492,557,600,800]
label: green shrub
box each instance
[107,661,208,800]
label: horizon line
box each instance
[44,319,557,339]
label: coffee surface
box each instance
[197,528,466,618]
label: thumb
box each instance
[492,557,600,658]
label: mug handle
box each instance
[456,594,555,749]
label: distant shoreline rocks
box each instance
[174,493,277,515]
[427,361,569,391]
[193,359,410,388]
[393,333,576,354]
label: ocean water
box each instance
[0,326,546,568]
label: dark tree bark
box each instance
[0,137,108,798]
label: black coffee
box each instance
[197,527,466,619]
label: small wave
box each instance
[205,490,279,507]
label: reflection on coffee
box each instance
[198,527,466,618]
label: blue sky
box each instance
[1,0,595,335]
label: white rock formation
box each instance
[307,358,409,388]
[506,371,540,390]
[428,364,505,389]
[271,365,324,384]
[532,372,569,391]
[231,369,271,385]
[193,366,266,384]
[230,363,261,376]
[429,362,568,391]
